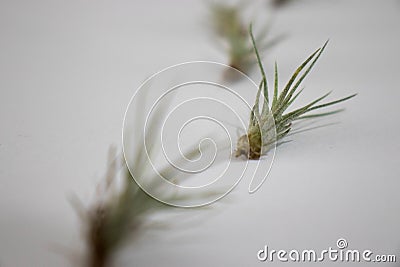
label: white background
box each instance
[0,0,399,266]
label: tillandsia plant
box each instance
[74,148,209,267]
[71,96,221,267]
[210,2,281,78]
[270,0,293,8]
[70,144,185,267]
[78,149,160,267]
[235,25,357,159]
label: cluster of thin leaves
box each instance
[235,25,356,159]
[73,96,221,267]
[71,148,162,267]
[210,2,281,79]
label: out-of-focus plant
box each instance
[210,2,282,79]
[71,96,222,266]
[74,148,211,266]
[235,25,357,159]
[80,148,157,267]
[270,0,293,8]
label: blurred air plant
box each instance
[73,148,211,267]
[235,25,357,159]
[77,148,160,267]
[270,0,293,8]
[71,94,223,267]
[210,2,282,79]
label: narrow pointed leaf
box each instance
[250,23,268,104]
[274,48,321,111]
[296,109,344,120]
[279,40,329,110]
[272,61,279,109]
[280,91,332,122]
[307,93,357,112]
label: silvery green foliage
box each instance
[236,25,356,159]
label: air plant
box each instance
[210,2,281,78]
[78,148,159,267]
[74,148,212,267]
[72,95,222,266]
[270,0,293,8]
[235,25,357,159]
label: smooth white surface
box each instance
[0,0,399,266]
